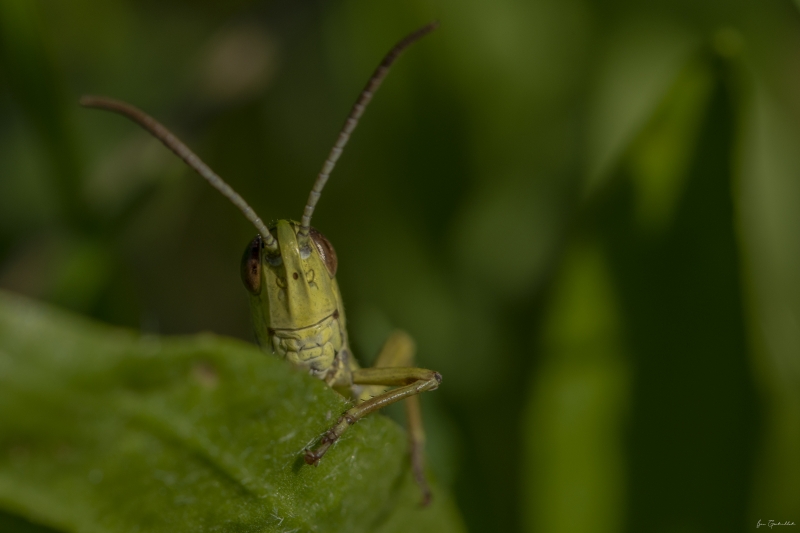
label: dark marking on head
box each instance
[309,227,338,276]
[333,309,340,319]
[240,235,263,295]
[293,272,299,280]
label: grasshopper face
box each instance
[241,220,349,380]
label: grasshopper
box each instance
[81,22,442,505]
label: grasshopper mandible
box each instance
[81,22,441,505]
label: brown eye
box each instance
[240,236,262,294]
[309,227,338,276]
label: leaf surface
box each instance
[0,291,463,533]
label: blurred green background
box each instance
[2,0,799,531]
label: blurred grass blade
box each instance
[0,290,464,533]
[738,78,800,523]
[0,1,87,229]
[523,241,629,533]
[585,18,699,195]
[601,59,758,530]
[525,54,760,532]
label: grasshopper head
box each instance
[241,220,344,351]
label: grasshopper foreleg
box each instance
[304,331,440,505]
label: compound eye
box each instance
[240,236,263,295]
[309,227,338,277]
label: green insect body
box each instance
[82,22,442,505]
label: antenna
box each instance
[80,96,279,253]
[298,21,439,239]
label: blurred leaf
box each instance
[526,52,761,532]
[0,290,464,533]
[738,77,800,522]
[586,16,700,193]
[523,241,629,533]
[601,62,759,531]
[625,56,714,233]
[0,0,87,229]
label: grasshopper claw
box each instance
[304,450,321,466]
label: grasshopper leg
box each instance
[404,394,430,505]
[365,332,432,505]
[303,370,441,471]
[304,331,440,505]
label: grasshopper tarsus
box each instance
[303,450,322,467]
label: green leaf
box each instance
[522,241,629,533]
[0,290,464,533]
[524,54,760,532]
